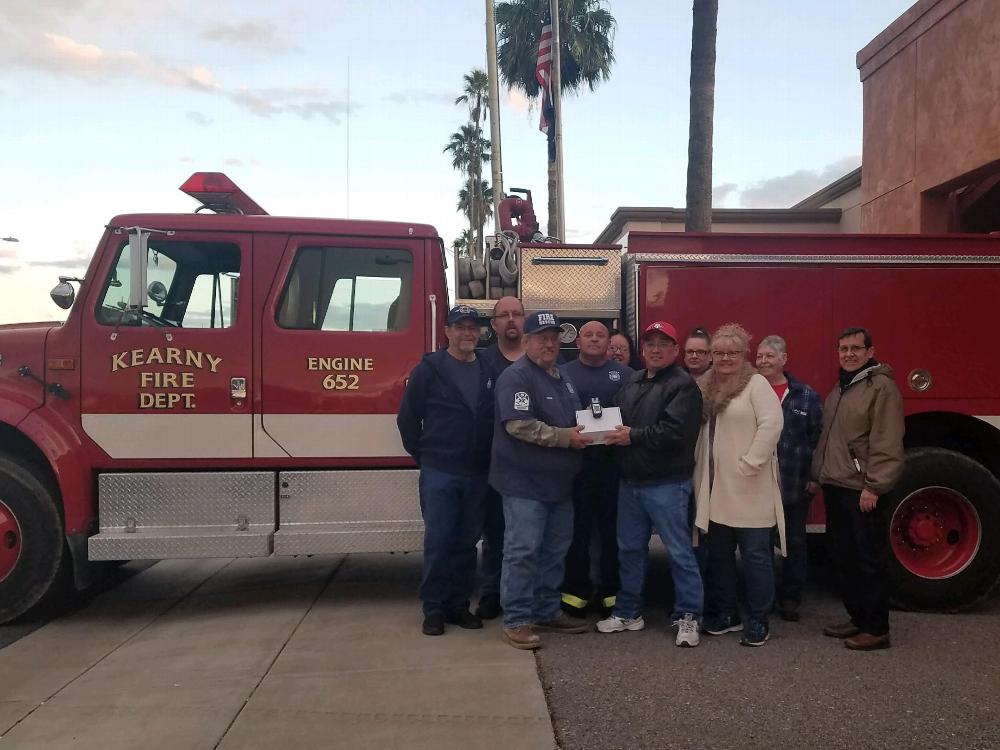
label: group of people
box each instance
[396,296,904,653]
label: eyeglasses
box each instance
[494,311,525,320]
[838,345,870,354]
[685,349,709,356]
[712,350,745,359]
[608,345,629,353]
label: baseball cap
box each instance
[446,305,480,325]
[523,311,561,334]
[642,321,678,342]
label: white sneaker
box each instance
[596,614,645,633]
[675,613,700,647]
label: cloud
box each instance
[0,265,20,275]
[224,158,244,167]
[0,248,16,260]
[712,183,739,206]
[179,156,195,163]
[0,31,347,124]
[383,90,454,107]
[739,156,861,208]
[26,257,89,269]
[187,111,213,126]
[200,21,300,53]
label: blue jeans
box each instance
[615,479,703,621]
[419,467,487,617]
[706,521,774,627]
[501,495,574,628]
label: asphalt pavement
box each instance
[536,544,1000,750]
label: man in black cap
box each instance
[490,311,592,650]
[397,305,495,636]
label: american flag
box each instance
[535,5,556,161]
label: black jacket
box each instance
[614,364,703,484]
[396,348,495,476]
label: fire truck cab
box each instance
[1,173,998,623]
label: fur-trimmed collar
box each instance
[697,362,756,422]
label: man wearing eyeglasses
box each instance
[476,296,526,620]
[812,327,904,651]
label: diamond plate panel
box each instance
[520,246,621,312]
[98,472,275,531]
[89,530,272,560]
[274,524,424,555]
[278,470,420,525]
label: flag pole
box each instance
[486,0,504,233]
[550,0,565,240]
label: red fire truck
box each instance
[1,173,998,623]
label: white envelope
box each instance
[575,406,624,446]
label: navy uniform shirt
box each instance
[489,356,582,503]
[479,344,520,383]
[561,357,633,464]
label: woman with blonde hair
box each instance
[693,323,784,646]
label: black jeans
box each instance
[776,499,810,606]
[823,484,890,635]
[479,486,505,596]
[561,457,620,602]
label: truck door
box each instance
[259,235,426,460]
[80,230,253,459]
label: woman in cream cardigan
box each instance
[693,323,784,647]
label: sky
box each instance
[0,0,915,324]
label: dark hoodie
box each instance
[396,348,495,475]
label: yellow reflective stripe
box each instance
[601,595,616,608]
[560,592,588,609]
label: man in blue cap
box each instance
[490,311,592,650]
[397,305,495,636]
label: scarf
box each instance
[838,358,879,392]
[697,362,756,423]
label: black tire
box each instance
[0,453,64,624]
[885,447,1000,612]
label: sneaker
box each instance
[475,593,502,620]
[596,614,646,633]
[739,621,770,647]
[422,613,445,636]
[503,625,541,650]
[533,614,589,634]
[444,609,483,629]
[704,614,743,635]
[675,613,700,647]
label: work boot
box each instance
[503,625,541,650]
[533,614,589,634]
[823,621,861,639]
[559,592,589,618]
[444,609,483,629]
[475,593,501,620]
[778,601,801,622]
[422,613,445,636]
[844,632,891,651]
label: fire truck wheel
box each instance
[0,454,64,624]
[885,447,1000,612]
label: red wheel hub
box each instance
[0,499,23,583]
[890,487,981,580]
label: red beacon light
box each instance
[179,172,268,216]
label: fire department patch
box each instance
[513,391,530,411]
[609,370,621,382]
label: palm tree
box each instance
[443,126,491,261]
[458,180,495,256]
[452,229,475,259]
[455,69,491,258]
[495,0,616,236]
[685,0,718,232]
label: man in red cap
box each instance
[600,321,705,647]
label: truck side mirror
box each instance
[148,280,168,305]
[50,281,76,309]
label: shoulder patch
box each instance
[609,370,621,382]
[513,391,530,411]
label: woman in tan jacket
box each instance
[693,324,784,646]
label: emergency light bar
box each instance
[180,172,268,216]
